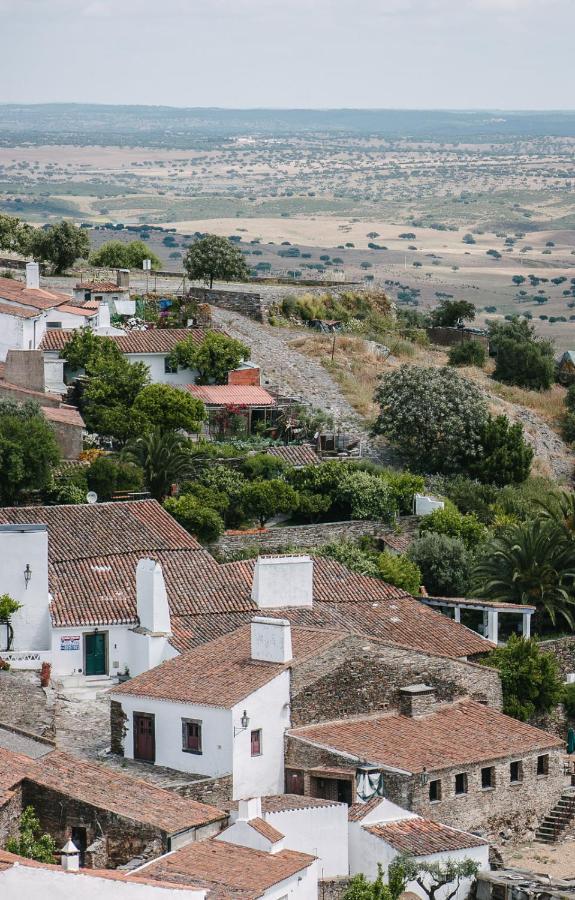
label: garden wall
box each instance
[426,326,489,349]
[212,518,418,557]
[187,287,265,322]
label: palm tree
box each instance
[536,489,575,536]
[123,429,193,502]
[471,519,575,631]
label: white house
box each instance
[73,270,135,316]
[111,617,302,799]
[348,798,489,900]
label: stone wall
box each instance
[539,636,575,677]
[320,877,354,899]
[110,700,127,755]
[187,287,265,322]
[48,419,83,460]
[426,327,489,350]
[5,350,45,393]
[0,783,23,845]
[290,637,503,727]
[212,519,409,557]
[173,774,234,808]
[23,782,168,868]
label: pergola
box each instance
[420,596,535,645]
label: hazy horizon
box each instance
[1,0,573,110]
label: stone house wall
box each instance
[320,877,354,899]
[0,784,23,845]
[110,700,127,755]
[426,327,489,350]
[187,287,265,322]
[173,774,234,808]
[539,636,575,677]
[21,782,168,868]
[290,636,502,727]
[48,419,83,460]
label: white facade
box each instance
[124,353,197,386]
[0,864,205,899]
[50,625,132,677]
[44,307,98,330]
[112,669,290,800]
[0,311,44,361]
[0,525,51,652]
[254,803,349,879]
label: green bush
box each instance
[378,552,421,594]
[339,470,397,522]
[484,635,564,721]
[241,479,299,527]
[241,453,287,481]
[419,506,487,549]
[86,456,143,502]
[163,495,224,543]
[318,541,381,578]
[564,683,575,719]
[428,475,499,524]
[448,340,486,368]
[408,532,472,596]
[470,415,533,486]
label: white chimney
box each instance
[238,797,262,821]
[26,261,40,290]
[251,617,292,664]
[98,300,111,329]
[251,556,313,609]
[136,558,171,633]
[60,839,80,872]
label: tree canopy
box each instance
[169,331,250,384]
[0,213,32,255]
[0,399,60,505]
[430,299,476,328]
[124,428,193,501]
[183,234,250,288]
[28,221,90,274]
[90,240,161,270]
[483,635,564,721]
[133,384,205,433]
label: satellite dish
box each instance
[86,492,98,504]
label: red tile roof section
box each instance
[142,839,315,895]
[266,444,320,466]
[0,301,40,319]
[227,795,344,814]
[0,276,71,310]
[75,281,124,292]
[112,624,345,707]
[185,385,276,406]
[43,405,85,427]
[57,303,98,318]
[247,818,284,842]
[364,818,487,854]
[39,326,214,353]
[0,747,225,834]
[289,699,562,773]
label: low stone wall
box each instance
[174,774,234,808]
[320,877,354,899]
[212,518,418,557]
[539,636,575,677]
[426,326,489,350]
[188,287,265,322]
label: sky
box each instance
[0,0,573,109]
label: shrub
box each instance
[419,506,487,549]
[86,456,143,502]
[241,453,287,481]
[408,532,472,596]
[6,806,57,863]
[493,337,554,390]
[429,475,499,524]
[430,300,475,328]
[448,340,486,368]
[318,541,381,578]
[339,470,397,522]
[163,495,224,543]
[564,683,575,719]
[241,479,299,527]
[470,415,533,486]
[295,491,331,523]
[372,366,488,474]
[484,635,564,721]
[378,552,421,594]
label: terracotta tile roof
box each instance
[0,276,71,310]
[142,839,315,895]
[111,624,345,707]
[348,796,385,822]
[246,818,284,842]
[383,533,414,554]
[364,818,487,855]
[0,748,32,790]
[75,281,124,292]
[265,444,320,466]
[261,794,344,813]
[57,303,99,318]
[42,405,85,427]
[0,301,40,319]
[185,385,276,406]
[0,747,225,835]
[289,699,562,774]
[39,326,211,354]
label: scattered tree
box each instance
[28,221,90,274]
[483,635,564,721]
[124,429,193,501]
[133,384,205,433]
[0,399,60,505]
[183,234,250,288]
[470,415,533,486]
[408,532,472,596]
[241,479,299,527]
[430,299,476,328]
[393,855,480,900]
[0,213,32,254]
[90,240,161,270]
[168,331,249,385]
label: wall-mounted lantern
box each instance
[23,564,32,590]
[234,710,250,737]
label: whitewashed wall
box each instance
[261,861,318,899]
[0,313,44,360]
[0,865,206,899]
[45,309,97,330]
[265,803,349,878]
[232,671,290,800]
[124,353,197,386]
[114,694,234,776]
[0,526,51,651]
[50,625,131,676]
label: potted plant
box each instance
[40,661,51,688]
[117,666,130,683]
[0,594,22,653]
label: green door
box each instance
[85,633,107,676]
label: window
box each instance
[455,773,468,795]
[429,779,442,803]
[47,321,62,329]
[251,729,262,756]
[510,761,523,783]
[537,754,549,776]
[182,719,202,754]
[481,767,495,790]
[164,357,178,374]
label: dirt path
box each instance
[211,307,368,435]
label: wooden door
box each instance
[134,713,155,762]
[85,632,107,676]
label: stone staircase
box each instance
[535,789,575,843]
[53,674,119,701]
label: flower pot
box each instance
[40,661,51,688]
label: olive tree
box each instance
[184,234,250,288]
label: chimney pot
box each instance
[251,556,313,609]
[251,617,292,664]
[25,261,40,291]
[399,684,436,718]
[60,839,80,872]
[136,558,171,634]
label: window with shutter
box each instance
[182,719,202,754]
[251,729,262,756]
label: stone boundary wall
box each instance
[188,287,265,322]
[173,774,234,808]
[212,517,418,557]
[427,326,489,350]
[320,878,353,899]
[539,636,575,677]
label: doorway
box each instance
[133,713,155,763]
[71,827,87,867]
[84,632,107,676]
